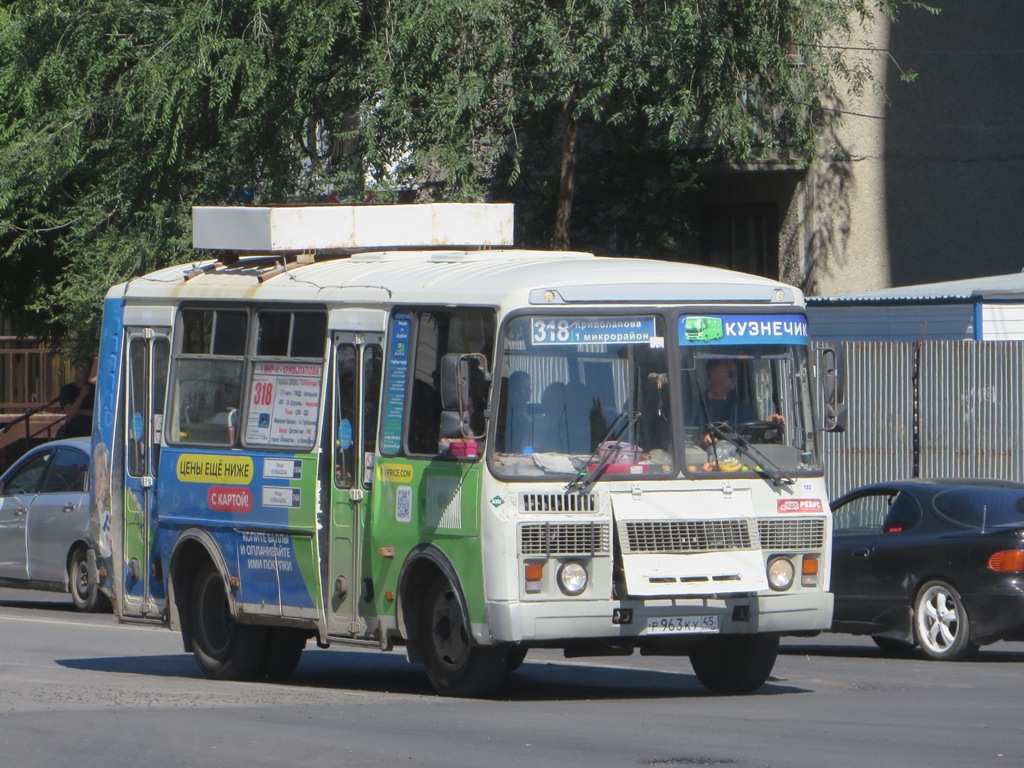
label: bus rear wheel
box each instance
[420,576,508,698]
[689,634,778,695]
[189,562,267,680]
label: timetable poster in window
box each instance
[245,362,323,447]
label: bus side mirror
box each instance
[440,353,490,439]
[819,345,847,433]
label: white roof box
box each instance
[193,203,514,252]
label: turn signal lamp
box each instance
[801,555,820,587]
[524,560,545,594]
[988,550,1024,573]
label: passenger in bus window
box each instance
[537,382,590,454]
[505,371,534,453]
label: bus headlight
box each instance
[557,562,588,596]
[767,557,795,591]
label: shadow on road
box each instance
[780,639,1024,663]
[58,648,809,701]
[0,597,78,612]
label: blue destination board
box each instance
[531,316,656,346]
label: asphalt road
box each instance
[1,587,1021,768]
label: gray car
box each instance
[0,437,105,611]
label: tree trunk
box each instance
[551,91,578,250]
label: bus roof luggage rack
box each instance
[192,203,514,253]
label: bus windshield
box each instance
[492,312,820,480]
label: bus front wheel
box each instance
[189,562,267,680]
[689,634,778,695]
[420,576,508,698]
[259,627,308,681]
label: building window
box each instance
[700,205,779,278]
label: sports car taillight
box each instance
[987,550,1024,572]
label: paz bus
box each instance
[88,203,843,697]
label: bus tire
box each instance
[190,562,267,680]
[420,576,508,698]
[506,646,528,673]
[689,634,778,695]
[259,627,307,681]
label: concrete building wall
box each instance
[800,1,1024,296]
[802,16,892,296]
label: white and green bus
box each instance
[89,203,842,697]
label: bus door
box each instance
[326,332,383,636]
[122,327,170,618]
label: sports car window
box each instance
[882,492,921,533]
[933,487,1024,529]
[833,493,889,534]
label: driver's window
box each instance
[405,307,495,456]
[834,494,890,534]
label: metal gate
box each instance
[819,341,1024,499]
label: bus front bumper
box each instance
[480,591,834,645]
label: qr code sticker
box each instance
[396,486,412,523]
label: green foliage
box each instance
[0,0,365,358]
[0,0,927,356]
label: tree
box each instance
[0,0,930,356]
[0,0,366,359]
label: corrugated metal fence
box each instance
[819,341,1024,499]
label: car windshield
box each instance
[490,312,821,481]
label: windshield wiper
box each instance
[565,410,640,495]
[706,422,795,487]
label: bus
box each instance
[88,203,842,697]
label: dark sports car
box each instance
[829,479,1024,660]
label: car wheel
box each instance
[68,547,106,612]
[189,562,268,680]
[913,580,978,661]
[420,576,508,698]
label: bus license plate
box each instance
[647,615,719,634]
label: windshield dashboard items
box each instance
[492,312,820,483]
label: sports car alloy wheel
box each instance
[913,580,978,661]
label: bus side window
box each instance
[404,308,495,456]
[170,308,247,447]
[335,345,357,488]
[362,345,383,486]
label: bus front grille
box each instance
[623,520,752,554]
[519,493,597,513]
[757,518,826,550]
[519,522,610,556]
